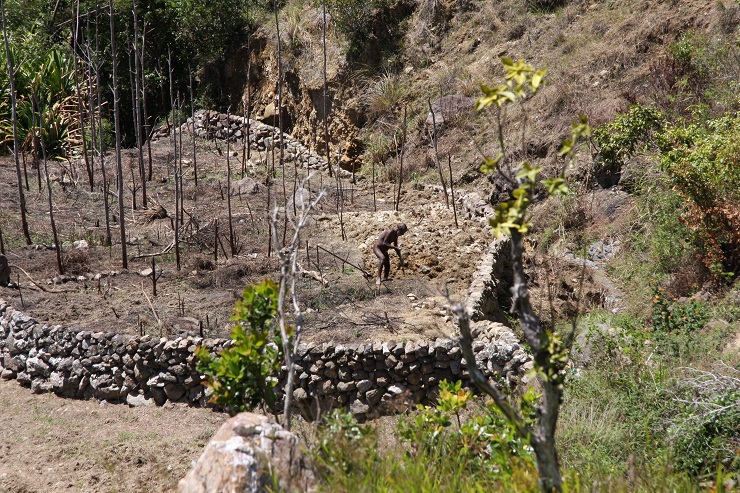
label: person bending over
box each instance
[373,223,407,285]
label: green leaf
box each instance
[542,177,569,196]
[480,153,504,173]
[531,69,547,90]
[515,161,542,183]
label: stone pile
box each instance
[0,300,527,416]
[179,110,353,178]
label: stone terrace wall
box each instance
[173,110,353,178]
[0,240,528,416]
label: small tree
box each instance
[196,279,283,415]
[454,58,590,492]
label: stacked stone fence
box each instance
[164,110,354,179]
[0,239,529,417]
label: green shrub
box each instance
[671,387,740,477]
[592,104,664,187]
[195,279,284,414]
[657,113,740,277]
[397,380,534,480]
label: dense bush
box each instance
[657,114,740,278]
[311,382,539,492]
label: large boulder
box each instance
[178,413,316,493]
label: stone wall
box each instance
[0,239,528,416]
[173,110,354,178]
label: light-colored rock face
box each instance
[178,413,316,493]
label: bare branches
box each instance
[451,301,528,437]
[270,173,326,430]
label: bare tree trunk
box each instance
[246,39,252,170]
[73,0,92,191]
[109,0,128,269]
[35,93,63,275]
[270,178,326,430]
[127,49,138,209]
[322,0,331,181]
[141,20,152,181]
[1,0,32,245]
[448,155,458,228]
[168,47,180,271]
[226,107,235,256]
[395,107,407,211]
[509,229,563,492]
[178,94,184,226]
[93,8,111,246]
[273,0,287,246]
[189,69,197,188]
[21,151,28,191]
[85,15,97,193]
[132,0,146,208]
[428,98,448,207]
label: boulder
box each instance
[178,413,316,493]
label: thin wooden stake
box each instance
[448,155,458,228]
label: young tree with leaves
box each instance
[454,58,590,492]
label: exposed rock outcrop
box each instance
[178,413,316,493]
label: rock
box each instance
[365,389,382,405]
[164,382,187,401]
[178,413,316,493]
[73,240,89,249]
[350,399,370,416]
[356,379,373,393]
[230,176,261,196]
[26,357,50,377]
[126,392,155,407]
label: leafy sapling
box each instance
[454,58,590,493]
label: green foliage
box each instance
[313,409,377,480]
[312,387,539,492]
[671,388,740,477]
[1,47,79,160]
[559,299,738,486]
[195,279,284,414]
[656,113,740,276]
[322,0,407,65]
[398,380,534,479]
[592,104,664,172]
[667,30,740,115]
[163,0,258,63]
[649,283,710,333]
[477,59,589,239]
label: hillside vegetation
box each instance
[1,0,739,491]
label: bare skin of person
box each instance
[374,223,407,285]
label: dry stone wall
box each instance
[0,239,529,416]
[175,110,354,178]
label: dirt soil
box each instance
[0,378,225,493]
[0,133,491,346]
[0,134,504,493]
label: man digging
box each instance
[374,223,407,285]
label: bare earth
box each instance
[0,378,225,493]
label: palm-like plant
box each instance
[1,47,86,161]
